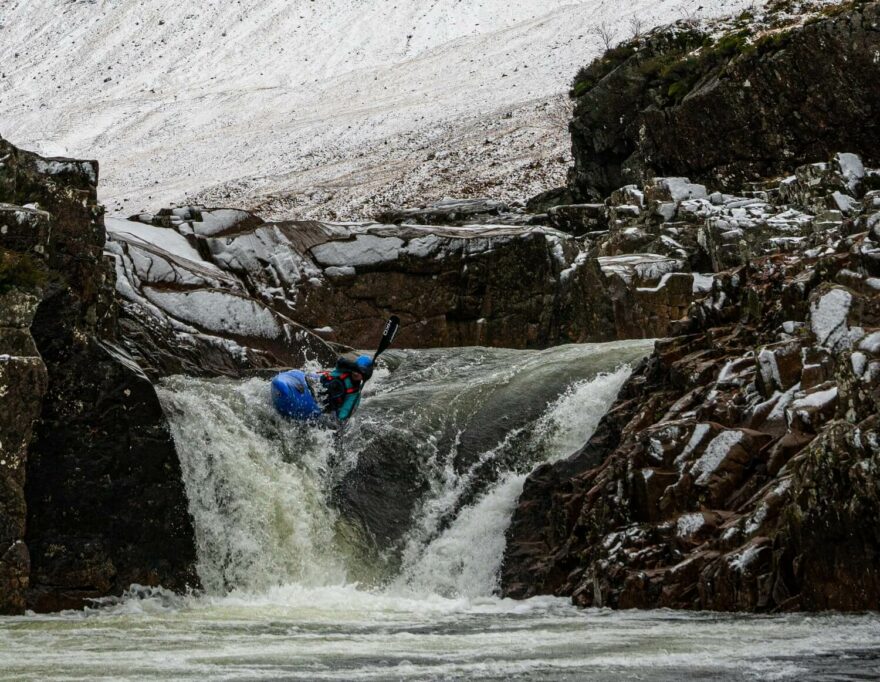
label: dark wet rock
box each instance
[547,204,607,236]
[566,3,880,201]
[526,186,576,214]
[501,151,880,611]
[0,292,46,614]
[0,135,197,613]
[374,198,538,226]
[333,431,432,557]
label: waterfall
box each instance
[156,341,653,597]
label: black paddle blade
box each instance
[373,315,400,360]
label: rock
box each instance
[115,210,678,351]
[501,152,880,610]
[547,204,607,236]
[374,198,514,226]
[526,186,576,213]
[106,215,338,377]
[567,5,880,200]
[0,134,197,613]
[0,292,46,614]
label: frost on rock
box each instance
[143,289,282,339]
[834,153,866,192]
[790,386,839,410]
[728,542,764,574]
[691,430,744,486]
[324,266,355,278]
[33,158,97,185]
[191,209,254,236]
[206,225,321,287]
[757,348,782,391]
[311,235,404,267]
[858,332,880,355]
[404,234,442,258]
[675,513,707,539]
[675,423,712,471]
[598,254,684,286]
[810,288,855,351]
[653,177,708,203]
[107,218,207,265]
[692,273,714,294]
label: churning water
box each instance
[3,342,880,681]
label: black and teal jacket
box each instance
[318,362,364,421]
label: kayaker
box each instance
[270,316,398,423]
[313,354,374,422]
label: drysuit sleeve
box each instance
[335,390,361,422]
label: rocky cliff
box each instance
[5,0,880,617]
[107,200,725,365]
[501,2,880,612]
[0,136,197,613]
[567,1,880,201]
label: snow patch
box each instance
[311,235,404,267]
[691,430,744,485]
[810,288,853,350]
[143,289,282,339]
[675,513,706,538]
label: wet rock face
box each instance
[110,211,607,356]
[0,292,47,614]
[501,152,880,612]
[567,4,880,201]
[0,135,197,613]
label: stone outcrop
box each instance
[107,210,337,378]
[501,152,880,611]
[111,199,737,359]
[0,135,197,613]
[567,2,880,201]
[0,291,46,614]
[374,198,538,227]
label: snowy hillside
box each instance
[1,0,757,219]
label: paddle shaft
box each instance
[372,315,400,362]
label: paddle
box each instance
[373,315,400,363]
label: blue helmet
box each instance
[355,354,374,378]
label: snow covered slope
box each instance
[1,0,757,219]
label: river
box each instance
[2,342,879,680]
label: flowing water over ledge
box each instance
[3,342,879,680]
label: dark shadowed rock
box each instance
[0,135,198,613]
[0,292,47,614]
[374,198,539,226]
[567,4,880,200]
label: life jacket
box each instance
[320,370,362,411]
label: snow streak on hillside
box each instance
[1,0,757,219]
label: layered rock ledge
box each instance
[108,195,744,368]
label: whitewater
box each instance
[2,342,879,680]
